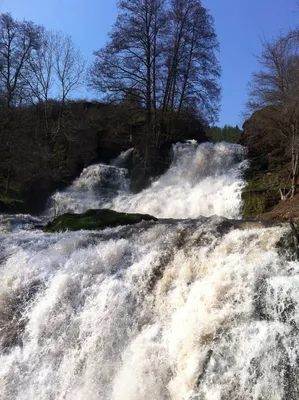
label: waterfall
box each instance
[1,142,298,400]
[50,164,130,216]
[51,142,247,219]
[110,148,133,167]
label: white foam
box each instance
[0,220,298,399]
[50,164,130,215]
[2,142,299,400]
[51,142,247,219]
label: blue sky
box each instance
[0,0,298,126]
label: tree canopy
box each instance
[206,125,241,143]
[246,30,299,199]
[89,0,221,145]
[0,13,86,110]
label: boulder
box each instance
[44,209,157,232]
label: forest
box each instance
[242,21,299,219]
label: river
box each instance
[1,142,298,400]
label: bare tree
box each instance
[89,0,220,152]
[247,33,299,199]
[89,0,166,160]
[89,1,164,117]
[53,33,86,107]
[162,0,220,121]
[0,13,42,108]
[25,30,56,125]
[29,31,54,102]
[45,32,86,137]
[23,30,85,133]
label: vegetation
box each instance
[0,197,23,212]
[0,6,219,212]
[240,11,299,220]
[0,13,88,211]
[206,125,241,143]
[246,29,299,201]
[89,0,220,161]
[0,13,85,109]
[241,170,287,218]
[44,209,157,232]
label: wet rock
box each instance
[0,281,41,351]
[254,276,296,325]
[44,209,158,232]
[195,349,213,387]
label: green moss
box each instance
[0,197,21,205]
[44,209,158,232]
[0,197,24,212]
[242,192,267,218]
[244,170,286,191]
[242,169,288,218]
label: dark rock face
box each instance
[44,209,157,232]
[130,141,182,192]
[0,280,41,352]
[74,104,209,193]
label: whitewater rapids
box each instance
[1,142,299,400]
[51,142,247,219]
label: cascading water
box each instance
[110,148,133,167]
[1,141,299,400]
[51,164,130,216]
[51,142,247,218]
[50,147,134,216]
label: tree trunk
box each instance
[5,164,11,195]
[279,125,299,200]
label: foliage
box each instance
[206,124,241,143]
[242,191,266,218]
[0,197,23,212]
[0,13,87,212]
[241,169,287,218]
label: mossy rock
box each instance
[44,209,158,232]
[0,197,24,213]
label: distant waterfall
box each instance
[51,142,247,219]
